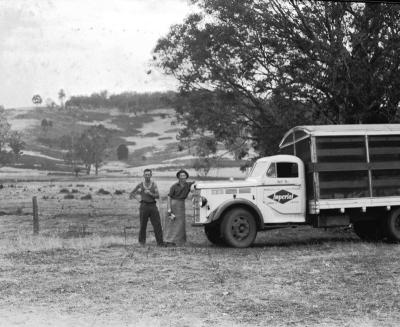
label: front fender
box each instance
[208,198,264,229]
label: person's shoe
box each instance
[157,242,167,247]
[165,242,176,247]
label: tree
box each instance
[153,0,400,157]
[117,144,129,160]
[41,119,52,134]
[193,157,213,176]
[45,98,57,109]
[60,134,80,174]
[58,89,66,108]
[0,107,24,165]
[32,94,42,106]
[75,125,110,175]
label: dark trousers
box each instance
[139,203,163,245]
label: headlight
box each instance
[200,196,208,207]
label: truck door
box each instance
[258,161,306,223]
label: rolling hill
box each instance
[2,106,246,179]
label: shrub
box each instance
[143,132,160,137]
[117,144,129,160]
[81,194,92,200]
[97,188,110,195]
[59,188,69,193]
[64,194,74,199]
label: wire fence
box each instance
[1,191,187,243]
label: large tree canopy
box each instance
[0,106,24,166]
[154,0,400,157]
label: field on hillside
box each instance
[1,178,400,327]
[4,106,244,175]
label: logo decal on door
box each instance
[268,190,298,204]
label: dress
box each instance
[164,181,194,245]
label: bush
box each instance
[143,132,160,137]
[59,188,70,193]
[117,144,129,160]
[81,194,92,200]
[64,194,74,199]
[97,188,110,195]
[114,189,125,195]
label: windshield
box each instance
[248,162,268,178]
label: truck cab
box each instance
[193,155,306,247]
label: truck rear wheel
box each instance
[204,222,225,245]
[353,221,384,241]
[386,208,400,242]
[221,208,257,248]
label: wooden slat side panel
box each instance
[369,135,400,162]
[318,170,369,199]
[372,169,400,197]
[316,136,367,163]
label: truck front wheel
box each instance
[204,222,225,245]
[221,208,257,248]
[386,208,400,242]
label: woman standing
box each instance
[165,169,195,246]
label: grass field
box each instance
[1,178,400,327]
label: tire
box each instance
[221,208,257,248]
[353,220,385,241]
[386,208,400,242]
[204,222,225,246]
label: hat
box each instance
[176,169,189,179]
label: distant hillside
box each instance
[3,106,245,178]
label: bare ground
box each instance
[0,179,400,327]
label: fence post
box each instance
[32,196,39,234]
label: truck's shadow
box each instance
[252,236,363,248]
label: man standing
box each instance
[130,169,165,246]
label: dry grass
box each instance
[1,179,400,326]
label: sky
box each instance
[0,0,193,108]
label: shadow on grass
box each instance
[252,236,363,248]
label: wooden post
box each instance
[32,196,39,234]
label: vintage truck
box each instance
[192,125,400,247]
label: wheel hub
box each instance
[231,216,250,240]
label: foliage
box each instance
[74,125,111,175]
[45,98,57,109]
[117,144,129,160]
[154,0,400,157]
[65,91,176,113]
[41,119,53,134]
[0,107,24,166]
[58,89,66,108]
[193,157,213,176]
[32,94,42,105]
